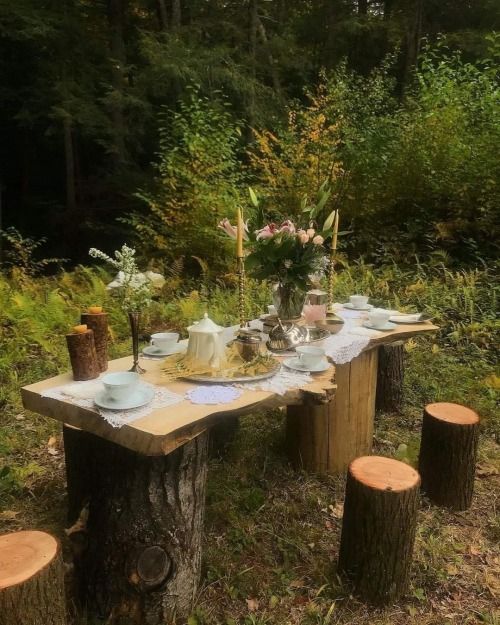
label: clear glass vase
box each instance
[272,283,306,320]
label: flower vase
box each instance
[273,283,306,320]
[128,312,145,374]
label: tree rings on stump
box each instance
[338,456,420,605]
[0,530,66,625]
[419,402,480,510]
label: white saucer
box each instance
[363,321,397,331]
[343,303,373,311]
[95,386,155,411]
[283,357,330,373]
[142,344,185,357]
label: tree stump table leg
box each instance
[338,456,420,605]
[418,402,480,510]
[376,341,404,413]
[64,430,209,624]
[0,531,66,625]
[286,349,378,474]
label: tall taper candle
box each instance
[237,208,244,257]
[331,210,339,251]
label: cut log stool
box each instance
[376,341,404,413]
[419,402,480,510]
[338,456,420,605]
[0,531,66,625]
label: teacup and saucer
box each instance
[363,309,396,331]
[344,295,373,311]
[94,371,154,410]
[284,346,329,373]
[143,332,184,357]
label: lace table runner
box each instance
[236,366,312,395]
[41,378,184,428]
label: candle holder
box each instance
[237,256,246,328]
[327,248,336,313]
[128,312,145,374]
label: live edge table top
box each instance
[21,322,438,457]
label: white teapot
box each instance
[187,313,226,369]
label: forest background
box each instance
[0,3,499,623]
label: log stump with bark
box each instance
[65,329,99,381]
[338,456,420,605]
[0,530,66,625]
[80,312,108,372]
[376,341,404,413]
[418,402,480,510]
[65,428,209,624]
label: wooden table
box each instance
[21,321,437,624]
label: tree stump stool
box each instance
[376,341,404,413]
[338,456,420,605]
[418,402,480,510]
[0,530,66,625]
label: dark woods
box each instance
[0,0,499,267]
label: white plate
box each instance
[142,344,186,357]
[363,321,397,332]
[94,386,155,411]
[283,357,330,373]
[343,303,373,311]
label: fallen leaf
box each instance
[477,464,499,477]
[246,598,259,612]
[289,579,305,588]
[0,510,19,521]
[47,436,59,456]
[329,502,344,519]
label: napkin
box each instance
[348,326,384,338]
[389,313,421,323]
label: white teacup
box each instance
[150,332,179,353]
[102,371,139,402]
[350,295,369,308]
[368,308,391,328]
[296,345,326,369]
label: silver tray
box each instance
[183,359,281,384]
[301,326,330,343]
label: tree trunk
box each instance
[402,0,423,92]
[63,115,76,212]
[66,330,99,381]
[418,402,480,510]
[246,0,258,142]
[358,0,368,15]
[256,16,282,99]
[338,456,420,605]
[80,312,109,373]
[0,531,66,625]
[66,429,209,624]
[376,341,404,413]
[107,0,127,167]
[171,0,181,31]
[286,349,377,474]
[156,0,168,30]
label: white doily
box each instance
[42,378,184,429]
[185,385,242,405]
[236,366,312,395]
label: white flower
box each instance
[284,259,293,268]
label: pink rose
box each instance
[312,235,324,245]
[278,220,296,234]
[256,223,277,241]
[297,229,309,245]
[306,228,315,238]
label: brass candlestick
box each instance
[237,256,246,328]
